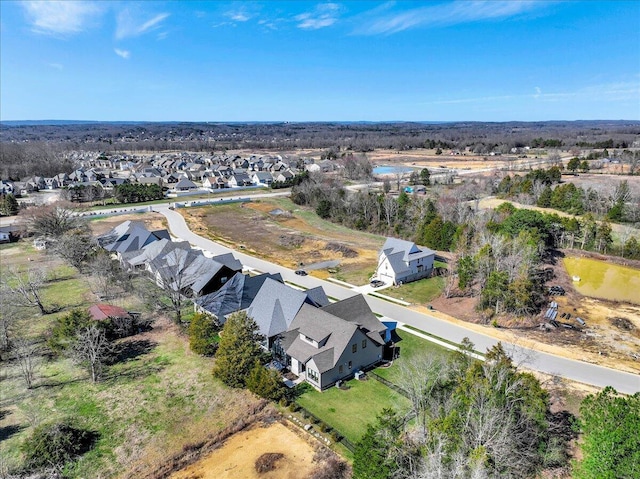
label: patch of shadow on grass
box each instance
[110,339,157,364]
[104,357,167,382]
[0,423,24,441]
[33,376,86,390]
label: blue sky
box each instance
[1,1,639,122]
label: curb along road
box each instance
[154,204,640,395]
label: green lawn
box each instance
[382,276,444,305]
[374,330,451,384]
[296,378,410,444]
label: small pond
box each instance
[563,257,640,304]
[373,165,415,175]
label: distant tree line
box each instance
[2,121,639,179]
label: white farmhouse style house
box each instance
[374,237,435,285]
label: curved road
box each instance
[152,203,639,394]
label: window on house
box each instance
[362,339,367,349]
[339,365,343,374]
[352,343,357,353]
[348,361,352,369]
[307,369,319,382]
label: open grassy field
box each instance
[182,197,386,285]
[0,240,261,478]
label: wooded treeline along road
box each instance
[152,203,639,394]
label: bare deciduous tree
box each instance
[53,229,97,270]
[73,324,111,382]
[0,287,19,353]
[149,249,194,324]
[21,202,83,239]
[13,337,40,389]
[2,267,49,315]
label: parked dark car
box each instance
[295,270,308,276]
[370,280,385,288]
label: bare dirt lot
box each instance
[170,422,320,479]
[364,148,536,171]
[562,173,640,197]
[181,199,384,285]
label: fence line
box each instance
[369,371,410,399]
[292,403,356,452]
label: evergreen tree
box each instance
[574,387,640,479]
[212,311,265,388]
[419,168,431,186]
[246,361,285,401]
[189,313,218,356]
[567,157,581,173]
[537,185,553,208]
[0,193,19,216]
[623,237,640,259]
[579,160,590,173]
[353,409,404,479]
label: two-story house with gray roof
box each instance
[373,237,435,285]
[281,296,386,390]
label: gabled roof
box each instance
[174,178,198,189]
[122,238,190,267]
[247,278,323,339]
[210,252,242,272]
[98,221,165,254]
[195,272,283,321]
[283,304,359,373]
[305,286,331,308]
[381,237,435,263]
[321,294,386,346]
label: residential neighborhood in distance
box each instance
[1,0,639,478]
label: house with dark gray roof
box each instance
[97,220,170,258]
[281,297,386,390]
[373,237,435,285]
[246,278,329,347]
[195,272,283,324]
[120,238,191,270]
[148,247,240,297]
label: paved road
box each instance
[154,203,640,394]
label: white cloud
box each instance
[296,3,342,30]
[424,81,640,106]
[116,9,170,40]
[227,11,250,22]
[114,48,130,59]
[46,62,63,70]
[22,1,102,36]
[356,0,545,35]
